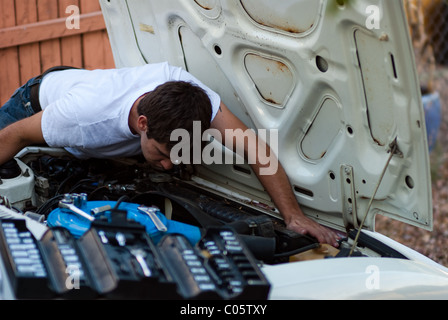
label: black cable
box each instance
[36,194,65,216]
[113,195,131,210]
[87,185,109,200]
[55,174,76,195]
[273,243,320,259]
[68,178,95,193]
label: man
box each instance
[0,63,340,247]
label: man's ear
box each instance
[137,115,148,133]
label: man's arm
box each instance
[211,102,340,247]
[0,112,45,165]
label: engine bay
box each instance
[5,148,327,261]
[0,148,412,299]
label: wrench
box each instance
[59,199,95,222]
[137,206,167,232]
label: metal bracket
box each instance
[388,137,403,158]
[341,165,358,231]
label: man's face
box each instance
[136,114,174,171]
[140,135,174,171]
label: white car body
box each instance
[0,0,447,300]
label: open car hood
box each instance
[100,0,432,232]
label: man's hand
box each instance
[284,213,341,248]
[0,112,45,165]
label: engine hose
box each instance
[238,234,276,262]
[198,198,252,223]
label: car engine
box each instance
[0,147,325,299]
[2,147,320,256]
[0,147,410,299]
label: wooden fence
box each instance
[0,0,115,106]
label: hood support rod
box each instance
[349,137,402,257]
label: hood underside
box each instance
[100,0,432,232]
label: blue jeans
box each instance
[0,76,42,130]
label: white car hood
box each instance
[100,0,432,232]
[263,257,448,300]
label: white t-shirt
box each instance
[39,62,221,159]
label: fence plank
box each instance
[0,0,20,105]
[59,0,83,68]
[80,0,114,69]
[15,0,42,82]
[38,0,62,71]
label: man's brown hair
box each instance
[137,81,213,150]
